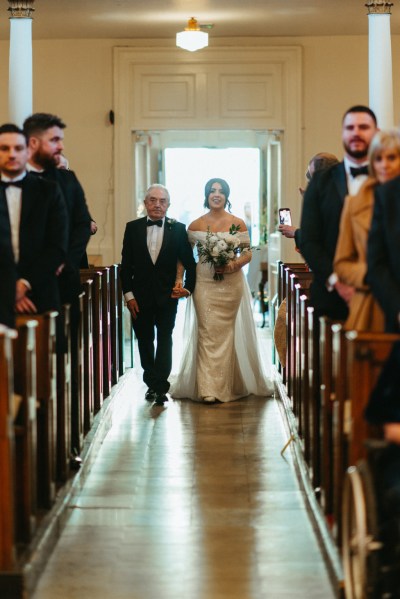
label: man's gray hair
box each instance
[145,184,170,202]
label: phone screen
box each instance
[279,208,292,226]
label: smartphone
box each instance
[279,208,292,226]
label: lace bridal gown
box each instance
[170,230,274,403]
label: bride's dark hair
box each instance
[204,178,232,212]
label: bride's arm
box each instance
[223,249,252,273]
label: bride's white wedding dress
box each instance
[170,231,274,402]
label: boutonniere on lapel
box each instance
[166,218,177,230]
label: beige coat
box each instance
[333,178,385,332]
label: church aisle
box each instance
[32,352,335,598]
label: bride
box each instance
[170,177,273,404]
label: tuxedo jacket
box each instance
[7,174,68,313]
[39,167,91,302]
[120,217,196,307]
[300,161,349,320]
[367,175,400,332]
[0,197,16,328]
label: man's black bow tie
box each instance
[350,165,369,178]
[147,219,163,227]
[0,178,25,189]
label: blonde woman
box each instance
[334,129,400,331]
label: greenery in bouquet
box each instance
[197,224,250,281]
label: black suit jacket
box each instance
[367,176,400,332]
[0,195,16,328]
[120,217,196,306]
[15,174,68,312]
[39,167,91,303]
[300,161,349,320]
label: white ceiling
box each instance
[1,0,400,41]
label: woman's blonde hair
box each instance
[368,129,400,177]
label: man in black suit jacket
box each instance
[367,175,400,332]
[121,184,196,405]
[23,113,91,305]
[0,201,16,328]
[0,124,67,316]
[300,105,378,320]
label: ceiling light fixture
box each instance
[176,17,209,52]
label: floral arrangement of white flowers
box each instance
[197,224,250,281]
[166,218,177,229]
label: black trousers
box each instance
[132,298,178,394]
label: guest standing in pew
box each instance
[364,342,400,595]
[23,113,92,308]
[120,184,196,406]
[0,123,67,315]
[367,146,400,333]
[334,130,400,332]
[300,105,378,320]
[0,211,16,328]
[23,113,91,457]
[55,152,98,269]
[278,152,339,252]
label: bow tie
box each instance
[0,178,25,189]
[350,165,369,178]
[147,219,163,227]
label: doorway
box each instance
[164,146,260,243]
[134,129,281,250]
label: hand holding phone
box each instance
[279,208,292,226]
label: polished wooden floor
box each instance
[32,322,335,599]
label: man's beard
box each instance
[343,142,368,160]
[34,148,58,170]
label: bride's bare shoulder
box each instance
[231,215,248,232]
[188,216,208,232]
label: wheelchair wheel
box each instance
[342,462,383,599]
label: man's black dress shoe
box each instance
[145,389,157,401]
[154,393,168,406]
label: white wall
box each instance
[0,34,399,263]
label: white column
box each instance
[8,1,35,126]
[366,1,394,129]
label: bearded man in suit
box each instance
[120,184,196,405]
[300,105,378,320]
[23,113,91,307]
[23,114,92,456]
[0,123,67,316]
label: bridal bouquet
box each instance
[197,224,249,281]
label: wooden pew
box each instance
[0,326,17,570]
[56,304,72,482]
[16,312,58,509]
[80,279,94,433]
[299,293,311,464]
[294,279,312,437]
[344,331,400,465]
[117,265,125,377]
[108,264,120,385]
[288,270,313,412]
[284,263,309,390]
[319,316,343,520]
[13,319,38,543]
[306,305,321,491]
[84,266,112,399]
[81,270,104,412]
[331,322,348,545]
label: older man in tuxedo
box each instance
[0,123,67,315]
[120,184,196,405]
[300,105,378,320]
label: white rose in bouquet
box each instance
[217,240,228,251]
